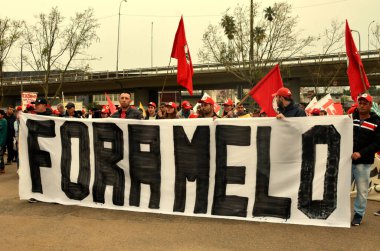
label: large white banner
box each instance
[19,114,353,227]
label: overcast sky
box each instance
[2,0,380,71]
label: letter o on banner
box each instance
[298,125,341,219]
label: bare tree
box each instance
[304,20,345,97]
[0,17,23,105]
[24,7,99,101]
[198,2,314,86]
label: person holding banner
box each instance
[64,103,81,118]
[273,87,306,119]
[31,98,53,116]
[0,110,7,174]
[351,93,380,226]
[111,92,142,119]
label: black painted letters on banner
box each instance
[298,125,340,219]
[212,125,250,217]
[128,125,161,209]
[173,126,210,213]
[253,126,292,219]
[26,119,56,193]
[60,121,91,200]
[93,123,125,206]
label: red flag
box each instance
[345,20,370,101]
[333,103,344,115]
[171,16,193,95]
[249,64,283,117]
[105,92,117,114]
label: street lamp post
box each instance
[20,43,31,96]
[116,0,127,75]
[368,20,375,58]
[351,29,361,53]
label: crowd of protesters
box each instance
[0,89,379,224]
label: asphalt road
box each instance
[1,162,379,250]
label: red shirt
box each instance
[120,110,127,119]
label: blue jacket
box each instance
[278,101,306,117]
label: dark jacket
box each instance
[4,114,16,139]
[278,101,306,117]
[64,111,81,118]
[36,107,53,116]
[0,119,7,147]
[352,110,380,164]
[111,107,143,119]
[145,113,157,120]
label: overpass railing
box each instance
[2,50,379,86]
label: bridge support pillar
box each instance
[284,78,301,103]
[133,88,150,107]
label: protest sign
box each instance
[19,114,353,227]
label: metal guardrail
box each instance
[2,50,379,87]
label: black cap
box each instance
[31,98,47,105]
[0,109,5,116]
[65,102,75,109]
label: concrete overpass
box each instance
[2,51,380,105]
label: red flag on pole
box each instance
[171,16,193,95]
[345,20,370,101]
[105,92,117,115]
[249,64,283,117]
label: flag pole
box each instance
[159,57,172,104]
[237,92,251,106]
[357,61,368,94]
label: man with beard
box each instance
[111,92,142,119]
[198,97,219,119]
[272,87,306,118]
[351,93,380,226]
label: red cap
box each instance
[272,87,292,98]
[16,106,22,111]
[223,98,234,106]
[189,113,199,118]
[166,102,177,108]
[198,97,215,106]
[181,100,192,109]
[311,108,320,115]
[148,102,157,108]
[26,104,34,110]
[347,103,358,114]
[358,93,372,103]
[101,105,110,114]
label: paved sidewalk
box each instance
[1,162,379,250]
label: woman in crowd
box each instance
[163,102,179,119]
